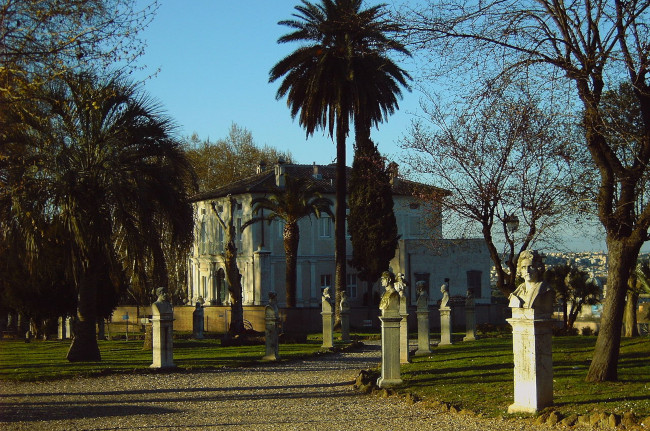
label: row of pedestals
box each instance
[375,276,553,415]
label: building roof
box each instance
[190,162,449,203]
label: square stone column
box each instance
[150,298,175,369]
[399,296,410,363]
[415,309,431,355]
[439,307,452,345]
[507,308,554,413]
[463,304,476,341]
[321,288,334,348]
[262,301,280,361]
[378,291,402,388]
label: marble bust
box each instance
[508,250,553,310]
[440,278,450,309]
[379,271,398,311]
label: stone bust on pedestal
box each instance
[379,271,398,311]
[440,278,450,309]
[508,250,553,313]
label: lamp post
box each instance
[504,214,520,234]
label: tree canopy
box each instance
[396,0,650,382]
[0,72,196,361]
[271,0,411,322]
[184,124,293,193]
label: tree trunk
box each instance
[334,120,347,327]
[586,237,641,382]
[225,240,244,336]
[67,265,101,362]
[624,290,639,337]
[284,222,299,308]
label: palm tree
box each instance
[4,72,196,361]
[270,0,411,319]
[244,175,333,307]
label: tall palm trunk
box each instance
[67,255,101,362]
[334,119,347,327]
[586,237,641,381]
[284,222,299,308]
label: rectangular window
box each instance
[277,220,285,239]
[467,270,482,298]
[345,209,350,238]
[408,216,421,237]
[320,274,332,290]
[199,221,207,254]
[319,216,331,237]
[346,273,357,298]
[236,217,242,240]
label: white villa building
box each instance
[187,161,492,309]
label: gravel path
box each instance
[0,341,562,431]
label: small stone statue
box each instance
[268,292,279,313]
[465,289,475,307]
[508,250,553,310]
[416,281,428,308]
[340,291,350,313]
[395,273,408,297]
[440,278,450,309]
[322,287,332,313]
[152,287,172,315]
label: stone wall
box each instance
[109,303,510,334]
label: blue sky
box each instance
[131,1,612,252]
[132,0,417,165]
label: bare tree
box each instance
[1,0,156,97]
[211,196,244,337]
[395,0,650,382]
[402,87,581,297]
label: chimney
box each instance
[388,161,399,187]
[275,158,286,188]
[257,160,267,174]
[312,162,321,179]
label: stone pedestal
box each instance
[378,291,402,388]
[142,322,152,351]
[399,296,410,363]
[507,308,554,414]
[415,309,431,355]
[340,309,350,343]
[151,299,175,369]
[463,304,476,341]
[439,307,452,345]
[193,303,204,339]
[340,292,350,343]
[262,304,280,361]
[321,292,334,348]
[254,247,271,306]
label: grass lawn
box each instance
[0,336,331,382]
[1,331,648,421]
[400,334,650,419]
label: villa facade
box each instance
[187,161,492,308]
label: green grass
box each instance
[1,331,648,421]
[400,334,650,419]
[0,337,332,382]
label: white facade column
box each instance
[310,261,318,307]
[254,247,271,306]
